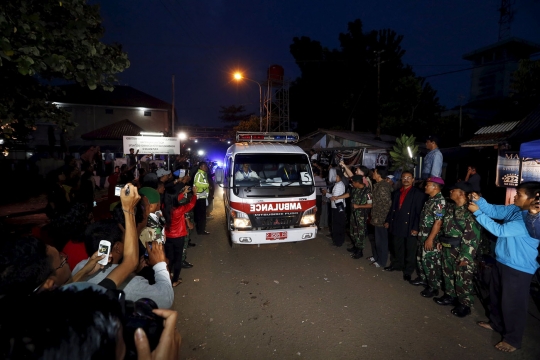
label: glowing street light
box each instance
[198,150,204,156]
[233,71,263,132]
[177,132,187,155]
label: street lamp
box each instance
[177,132,187,155]
[233,72,263,132]
[198,150,204,156]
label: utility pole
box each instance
[458,94,465,139]
[172,74,175,135]
[374,50,385,139]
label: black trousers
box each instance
[165,236,185,282]
[374,226,389,267]
[315,195,322,227]
[331,208,346,246]
[488,261,534,349]
[194,198,207,234]
[390,235,418,275]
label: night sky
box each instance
[93,0,540,129]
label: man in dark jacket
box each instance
[384,170,427,281]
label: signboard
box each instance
[496,150,540,187]
[122,136,179,154]
[496,151,520,187]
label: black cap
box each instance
[426,135,440,144]
[449,181,473,193]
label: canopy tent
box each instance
[520,139,540,159]
[517,139,540,185]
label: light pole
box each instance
[233,72,263,132]
[177,132,187,155]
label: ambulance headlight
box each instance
[300,214,315,225]
[300,206,316,225]
[231,209,252,229]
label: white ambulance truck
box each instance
[215,132,318,247]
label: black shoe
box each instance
[198,231,210,235]
[420,287,439,298]
[188,242,196,247]
[351,249,364,259]
[409,277,427,286]
[451,304,471,318]
[346,246,357,253]
[403,274,412,281]
[433,294,455,306]
[383,266,396,272]
[181,261,194,269]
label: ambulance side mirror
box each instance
[215,167,224,184]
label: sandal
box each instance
[172,279,182,287]
[477,321,493,331]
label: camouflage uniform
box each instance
[349,187,372,250]
[417,192,446,289]
[439,202,482,307]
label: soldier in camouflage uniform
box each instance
[413,177,446,298]
[348,175,373,259]
[433,181,481,318]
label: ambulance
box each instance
[215,132,318,247]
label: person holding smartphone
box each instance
[468,182,540,353]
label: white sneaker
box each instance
[367,256,375,262]
[371,262,381,268]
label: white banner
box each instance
[123,136,179,154]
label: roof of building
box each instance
[53,84,171,109]
[509,105,540,140]
[463,37,540,60]
[298,129,396,150]
[459,121,520,147]
[460,104,540,147]
[81,119,144,140]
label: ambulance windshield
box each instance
[233,153,313,187]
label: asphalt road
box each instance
[173,187,540,360]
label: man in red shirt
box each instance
[384,170,427,281]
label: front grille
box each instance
[253,215,298,229]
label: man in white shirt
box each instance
[322,170,347,247]
[235,163,260,181]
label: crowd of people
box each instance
[0,148,219,359]
[311,135,540,353]
[0,136,539,357]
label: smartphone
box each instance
[115,184,125,196]
[97,240,111,266]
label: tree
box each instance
[0,0,130,145]
[511,59,540,106]
[289,19,442,137]
[389,134,418,172]
[218,105,252,123]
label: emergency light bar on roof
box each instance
[236,131,299,143]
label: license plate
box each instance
[266,231,287,240]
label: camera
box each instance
[123,297,164,360]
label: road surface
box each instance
[172,188,540,360]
